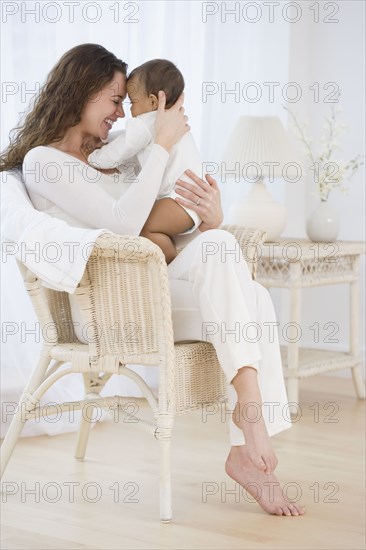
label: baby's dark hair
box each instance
[128,59,184,108]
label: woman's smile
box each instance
[104,118,115,131]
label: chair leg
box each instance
[159,438,172,522]
[1,354,51,478]
[74,401,96,460]
[352,365,366,399]
[1,390,42,477]
[75,376,102,460]
[1,410,28,478]
[155,412,173,523]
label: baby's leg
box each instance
[140,198,194,264]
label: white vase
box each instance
[306,200,340,242]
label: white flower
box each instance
[284,103,364,201]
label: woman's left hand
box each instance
[80,135,104,158]
[174,170,223,232]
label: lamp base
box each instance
[229,180,287,242]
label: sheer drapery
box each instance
[1,0,290,436]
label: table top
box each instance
[258,238,366,261]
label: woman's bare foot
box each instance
[232,401,277,475]
[229,366,305,515]
[225,446,305,516]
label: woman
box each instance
[0,44,304,516]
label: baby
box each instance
[88,59,203,264]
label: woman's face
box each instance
[82,71,127,140]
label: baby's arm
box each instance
[88,118,153,169]
[140,199,194,264]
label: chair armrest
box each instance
[175,225,266,279]
[220,225,267,280]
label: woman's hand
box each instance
[155,91,190,153]
[80,135,104,159]
[174,170,223,231]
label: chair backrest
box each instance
[73,233,175,370]
[16,259,79,346]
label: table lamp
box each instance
[222,116,300,242]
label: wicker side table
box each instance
[255,238,366,404]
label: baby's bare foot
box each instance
[225,446,305,516]
[232,402,277,475]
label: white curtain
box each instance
[1,0,290,436]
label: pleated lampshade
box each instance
[223,116,299,177]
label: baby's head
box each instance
[127,59,184,117]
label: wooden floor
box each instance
[1,376,365,550]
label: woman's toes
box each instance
[262,457,271,474]
[256,458,267,471]
[288,504,299,516]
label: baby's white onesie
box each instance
[88,111,203,233]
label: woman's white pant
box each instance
[168,229,291,446]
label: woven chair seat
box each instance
[50,342,88,361]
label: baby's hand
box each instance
[81,136,104,158]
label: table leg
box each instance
[350,258,365,399]
[286,275,302,409]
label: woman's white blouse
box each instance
[23,143,169,236]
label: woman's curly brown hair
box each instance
[0,44,127,172]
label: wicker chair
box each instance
[0,225,266,522]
